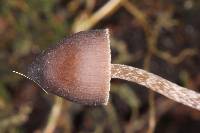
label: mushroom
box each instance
[13,29,200,111]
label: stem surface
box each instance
[111,64,200,111]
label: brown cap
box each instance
[27,29,111,105]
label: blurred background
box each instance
[0,0,200,133]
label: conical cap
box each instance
[27,29,111,105]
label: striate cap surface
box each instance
[27,29,111,105]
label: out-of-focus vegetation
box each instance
[0,0,200,133]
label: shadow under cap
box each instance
[27,29,111,105]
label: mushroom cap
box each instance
[27,29,111,105]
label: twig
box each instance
[43,97,63,133]
[0,106,31,132]
[72,0,123,32]
[122,0,149,32]
[143,54,156,133]
[156,48,198,64]
[105,103,121,133]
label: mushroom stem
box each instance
[111,64,200,111]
